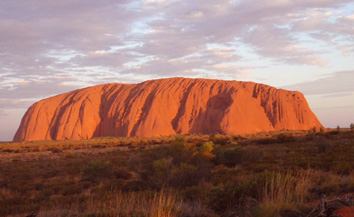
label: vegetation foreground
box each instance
[0,130,354,217]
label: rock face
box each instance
[13,77,323,142]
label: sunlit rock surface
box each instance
[13,77,323,141]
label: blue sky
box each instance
[1,0,354,141]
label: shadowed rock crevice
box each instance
[48,91,80,140]
[171,82,196,133]
[129,90,156,137]
[190,92,234,134]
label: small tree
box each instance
[337,125,340,131]
[350,123,354,131]
[197,141,215,159]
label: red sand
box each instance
[333,207,354,217]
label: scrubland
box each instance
[0,130,353,217]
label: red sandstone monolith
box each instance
[13,77,323,142]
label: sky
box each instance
[1,0,354,141]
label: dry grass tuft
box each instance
[253,170,312,217]
[34,189,180,217]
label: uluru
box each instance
[13,77,323,142]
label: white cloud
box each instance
[144,0,166,3]
[1,0,353,84]
[283,71,354,95]
[0,0,352,95]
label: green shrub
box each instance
[182,185,211,203]
[276,133,295,143]
[152,158,173,187]
[137,142,213,188]
[170,163,197,187]
[316,143,328,154]
[309,171,342,196]
[173,134,185,146]
[208,172,269,212]
[255,138,276,145]
[114,167,132,180]
[82,160,113,182]
[213,146,243,167]
[213,146,263,167]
